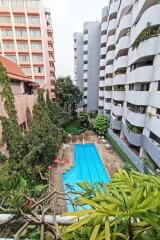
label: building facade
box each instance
[83,21,101,112]
[101,0,160,171]
[98,7,108,114]
[0,0,55,99]
[0,55,37,154]
[73,32,83,91]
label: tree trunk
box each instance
[128,218,133,240]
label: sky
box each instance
[44,0,109,78]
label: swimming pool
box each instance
[62,143,110,211]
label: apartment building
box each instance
[73,32,83,91]
[98,7,108,114]
[101,0,160,172]
[0,0,55,99]
[83,21,101,112]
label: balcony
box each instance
[105,64,114,74]
[99,80,104,87]
[104,102,111,110]
[113,73,126,85]
[83,45,88,51]
[109,1,119,15]
[112,104,123,116]
[83,54,88,61]
[99,100,104,107]
[112,91,125,101]
[101,35,107,44]
[83,82,87,88]
[128,36,159,65]
[130,4,160,45]
[83,72,88,79]
[127,66,153,84]
[100,47,106,55]
[114,55,128,72]
[111,116,122,130]
[108,128,144,172]
[100,59,106,66]
[115,35,130,56]
[107,35,116,47]
[116,14,132,41]
[84,34,88,41]
[100,69,105,77]
[108,19,117,32]
[106,50,115,61]
[99,91,104,97]
[125,91,149,106]
[122,124,143,147]
[117,0,134,22]
[145,115,160,137]
[143,135,160,168]
[84,64,88,71]
[124,106,146,127]
[101,21,108,31]
[131,0,146,25]
[104,91,112,98]
[149,91,160,108]
[105,78,112,86]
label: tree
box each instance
[63,170,160,240]
[46,97,71,127]
[0,64,66,238]
[93,115,109,135]
[79,112,89,128]
[56,76,82,115]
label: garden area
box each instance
[0,65,160,239]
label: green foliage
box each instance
[46,97,71,127]
[63,170,160,240]
[56,76,82,115]
[0,63,65,234]
[126,122,139,133]
[65,120,85,135]
[93,115,109,135]
[79,112,89,127]
[132,25,160,50]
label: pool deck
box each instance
[53,130,124,213]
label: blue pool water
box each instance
[62,143,110,211]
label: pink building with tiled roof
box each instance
[0,0,55,99]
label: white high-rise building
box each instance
[83,21,101,113]
[101,0,160,172]
[98,7,109,114]
[73,32,83,91]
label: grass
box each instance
[106,133,138,172]
[65,120,86,135]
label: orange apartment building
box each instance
[0,0,56,99]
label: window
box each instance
[34,66,44,74]
[3,41,14,49]
[32,54,43,62]
[156,108,160,115]
[84,30,88,34]
[28,16,40,25]
[12,0,24,8]
[21,67,31,74]
[31,42,42,50]
[0,0,9,7]
[17,42,28,50]
[6,55,17,62]
[157,81,160,91]
[26,0,39,9]
[1,29,13,37]
[30,29,41,38]
[14,16,26,24]
[0,16,11,23]
[16,29,27,37]
[19,54,30,62]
